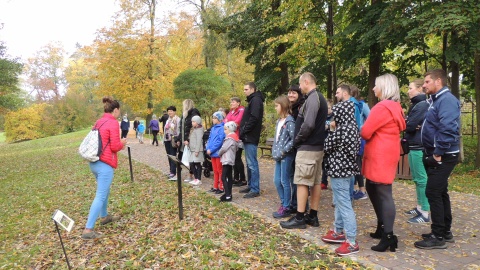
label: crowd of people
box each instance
[82,69,461,258]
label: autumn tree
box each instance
[24,42,66,101]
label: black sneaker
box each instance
[233,180,247,187]
[304,214,320,227]
[421,231,454,243]
[243,192,260,198]
[208,188,218,193]
[214,189,224,194]
[280,216,307,229]
[220,194,232,202]
[239,187,251,193]
[415,235,447,249]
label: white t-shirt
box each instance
[276,118,286,141]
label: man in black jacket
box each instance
[280,72,328,229]
[239,82,265,198]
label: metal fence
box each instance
[461,100,477,136]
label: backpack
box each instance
[78,121,110,162]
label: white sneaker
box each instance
[190,179,202,186]
[184,178,192,182]
[168,175,177,181]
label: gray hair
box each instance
[375,74,400,102]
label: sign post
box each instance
[127,146,134,182]
[52,210,74,270]
[167,154,190,220]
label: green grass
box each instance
[0,132,5,143]
[0,130,358,269]
[449,135,480,195]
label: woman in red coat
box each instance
[361,74,406,252]
[82,97,127,240]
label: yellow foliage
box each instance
[4,103,49,143]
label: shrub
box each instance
[4,103,49,142]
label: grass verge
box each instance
[0,130,361,269]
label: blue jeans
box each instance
[86,161,114,229]
[274,153,294,208]
[244,143,260,193]
[332,176,357,243]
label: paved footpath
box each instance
[121,137,480,270]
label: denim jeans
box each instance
[244,143,260,193]
[332,176,357,243]
[86,161,114,229]
[274,153,294,208]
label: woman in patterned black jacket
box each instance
[321,100,361,256]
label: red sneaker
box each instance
[321,183,328,190]
[321,230,346,243]
[335,241,359,256]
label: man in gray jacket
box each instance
[280,72,328,229]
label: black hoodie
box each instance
[240,91,265,144]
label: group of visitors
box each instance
[81,69,461,259]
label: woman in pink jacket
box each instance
[224,97,246,186]
[82,97,127,240]
[361,74,406,252]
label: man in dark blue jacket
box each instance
[414,69,460,250]
[239,82,265,198]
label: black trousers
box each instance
[152,130,159,145]
[424,153,458,238]
[121,130,129,139]
[190,162,202,180]
[222,165,234,198]
[164,141,177,175]
[354,155,365,188]
[234,148,246,181]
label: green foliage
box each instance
[0,41,25,130]
[173,68,231,116]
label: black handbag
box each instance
[171,135,178,148]
[400,138,409,154]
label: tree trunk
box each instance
[442,33,448,72]
[367,0,381,108]
[326,1,334,99]
[368,42,381,108]
[475,51,480,168]
[278,44,289,96]
[146,0,156,128]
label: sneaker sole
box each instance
[280,224,307,229]
[414,243,447,249]
[421,236,455,243]
[321,238,346,244]
[336,250,359,256]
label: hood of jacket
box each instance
[226,132,239,141]
[333,101,356,127]
[246,90,265,103]
[382,100,406,131]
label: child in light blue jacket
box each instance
[137,121,145,144]
[271,95,295,219]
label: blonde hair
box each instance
[375,74,400,101]
[410,78,425,93]
[274,95,291,118]
[182,99,194,118]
